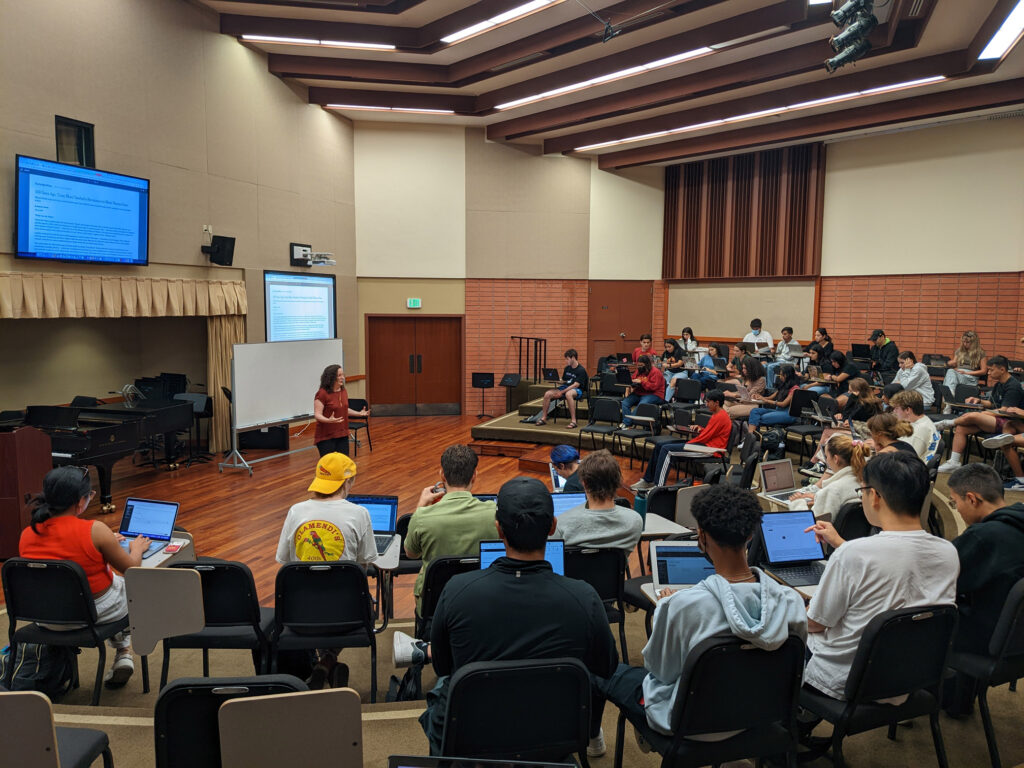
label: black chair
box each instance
[612,401,662,468]
[161,560,274,689]
[0,690,115,768]
[670,378,703,408]
[441,658,593,766]
[414,555,480,640]
[784,389,823,464]
[564,547,629,662]
[613,635,805,768]
[578,397,623,452]
[647,405,695,452]
[348,397,372,455]
[831,501,873,551]
[154,675,306,768]
[270,562,378,702]
[2,557,147,706]
[394,514,422,577]
[923,354,950,366]
[799,604,958,768]
[948,578,1024,768]
[597,372,626,401]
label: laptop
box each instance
[479,539,565,575]
[472,493,498,503]
[549,462,566,491]
[641,541,716,602]
[390,756,573,768]
[616,353,632,364]
[118,497,179,559]
[542,367,561,382]
[757,459,802,504]
[551,492,586,517]
[806,364,822,379]
[759,510,827,587]
[788,342,807,358]
[851,343,872,360]
[348,494,399,554]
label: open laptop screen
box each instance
[760,511,824,564]
[480,539,565,575]
[550,492,586,518]
[654,543,715,586]
[348,494,398,534]
[760,460,795,493]
[549,463,565,491]
[120,498,179,542]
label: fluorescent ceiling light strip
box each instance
[808,0,833,5]
[495,46,713,111]
[979,0,1024,59]
[320,40,396,50]
[325,104,455,114]
[442,0,555,44]
[242,34,319,45]
[573,76,946,152]
[242,34,394,50]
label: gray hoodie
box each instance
[640,568,808,735]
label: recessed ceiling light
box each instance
[441,0,558,44]
[241,35,395,51]
[979,0,1024,60]
[325,104,456,115]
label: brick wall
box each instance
[817,272,1024,361]
[465,279,590,415]
[653,280,669,339]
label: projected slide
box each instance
[264,271,337,342]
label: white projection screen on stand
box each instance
[232,339,344,430]
[264,270,337,342]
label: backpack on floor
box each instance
[386,662,424,702]
[0,643,77,700]
[762,429,788,461]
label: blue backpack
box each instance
[0,643,77,700]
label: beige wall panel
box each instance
[465,128,590,279]
[204,38,260,184]
[354,124,466,278]
[588,162,664,280]
[147,164,211,267]
[667,281,817,340]
[822,119,1024,276]
[208,176,259,266]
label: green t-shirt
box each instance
[405,491,497,614]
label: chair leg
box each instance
[929,710,950,768]
[160,647,171,690]
[102,747,114,768]
[614,710,626,768]
[978,687,1002,768]
[92,643,106,706]
[366,428,372,451]
[369,640,378,703]
[831,728,846,768]
[618,616,629,665]
[887,722,897,740]
[141,655,150,694]
[1010,679,1018,692]
[202,648,210,677]
[635,541,646,577]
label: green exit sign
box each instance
[407,298,422,309]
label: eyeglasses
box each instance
[855,485,874,498]
[78,466,89,480]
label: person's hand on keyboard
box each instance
[804,521,844,549]
[128,536,153,557]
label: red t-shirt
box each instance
[689,408,732,455]
[314,387,349,444]
[633,346,654,363]
[20,516,113,594]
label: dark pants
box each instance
[643,441,690,483]
[316,436,350,457]
[593,664,658,741]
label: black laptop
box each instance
[851,343,872,360]
[542,368,561,382]
[759,510,827,587]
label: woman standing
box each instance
[314,364,369,457]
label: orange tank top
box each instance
[19,516,113,594]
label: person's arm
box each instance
[91,522,148,574]
[953,529,988,597]
[357,512,378,564]
[688,413,730,448]
[775,387,796,410]
[313,396,342,424]
[643,593,696,683]
[904,365,930,391]
[404,514,424,559]
[585,591,619,677]
[348,405,369,418]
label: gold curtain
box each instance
[206,315,247,453]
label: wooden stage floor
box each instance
[81,414,647,619]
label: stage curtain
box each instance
[206,314,246,453]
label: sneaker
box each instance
[1004,480,1024,492]
[933,419,956,431]
[630,479,655,492]
[982,434,1017,450]
[393,630,427,668]
[103,653,135,688]
[936,459,962,474]
[587,727,606,757]
[618,422,628,430]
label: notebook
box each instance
[118,497,179,559]
[348,494,399,555]
[757,459,801,504]
[759,510,826,587]
[642,541,716,602]
[479,539,565,575]
[550,492,586,517]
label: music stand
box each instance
[472,373,495,419]
[499,373,521,414]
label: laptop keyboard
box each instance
[374,534,394,553]
[119,539,167,559]
[770,562,826,587]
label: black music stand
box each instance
[499,373,521,415]
[472,373,495,419]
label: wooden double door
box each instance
[587,281,655,367]
[367,316,463,416]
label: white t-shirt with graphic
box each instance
[275,498,377,564]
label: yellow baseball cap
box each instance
[308,452,357,494]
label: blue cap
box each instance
[550,444,579,465]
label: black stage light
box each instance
[825,38,871,73]
[830,12,878,52]
[831,0,873,27]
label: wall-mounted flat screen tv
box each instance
[15,154,150,266]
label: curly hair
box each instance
[319,364,342,392]
[691,485,763,549]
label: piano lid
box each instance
[25,405,81,431]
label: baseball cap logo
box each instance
[318,465,332,476]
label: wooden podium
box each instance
[0,427,52,559]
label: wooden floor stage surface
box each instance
[77,414,647,619]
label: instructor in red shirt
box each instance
[314,364,369,457]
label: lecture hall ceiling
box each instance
[198,0,1024,167]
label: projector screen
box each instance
[15,155,150,266]
[264,270,337,342]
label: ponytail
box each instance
[29,466,91,534]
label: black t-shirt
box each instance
[562,470,584,493]
[842,394,878,422]
[563,364,589,390]
[835,362,864,395]
[990,377,1024,409]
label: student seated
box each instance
[595,484,807,745]
[550,444,583,492]
[798,344,830,395]
[889,389,941,463]
[399,477,618,756]
[786,434,869,521]
[723,356,766,421]
[19,466,150,688]
[802,452,958,700]
[678,326,699,353]
[630,390,732,491]
[405,445,498,616]
[555,450,642,550]
[620,354,666,426]
[742,317,774,352]
[838,378,883,423]
[864,412,918,458]
[765,326,796,390]
[813,328,834,360]
[868,329,899,375]
[823,350,865,409]
[666,343,726,399]
[746,365,802,433]
[943,330,986,404]
[894,351,935,409]
[936,355,1024,473]
[634,333,655,363]
[535,348,588,428]
[881,382,904,411]
[660,338,687,384]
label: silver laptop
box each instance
[757,459,801,504]
[641,541,716,602]
[549,462,566,491]
[788,342,807,359]
[118,497,179,559]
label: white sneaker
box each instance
[933,419,956,431]
[103,653,135,688]
[982,434,1017,450]
[587,727,606,757]
[630,479,655,491]
[393,630,427,668]
[936,459,962,474]
[1004,479,1024,492]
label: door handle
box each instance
[417,355,423,373]
[409,354,414,374]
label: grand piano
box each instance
[0,399,192,513]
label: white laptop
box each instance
[756,459,802,504]
[549,463,565,491]
[640,541,716,603]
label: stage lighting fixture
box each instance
[825,38,871,73]
[831,0,872,27]
[830,12,878,52]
